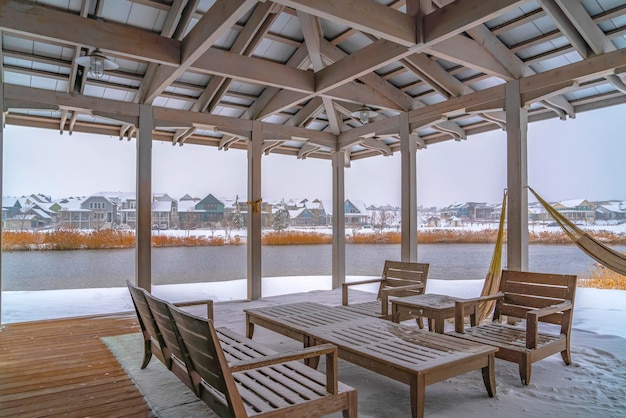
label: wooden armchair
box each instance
[126,280,213,371]
[448,269,577,385]
[341,260,429,320]
[168,304,358,418]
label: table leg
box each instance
[434,313,445,334]
[303,336,320,369]
[246,316,255,338]
[481,353,496,397]
[410,374,426,418]
[392,304,400,323]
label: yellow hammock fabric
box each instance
[478,189,507,322]
[528,186,626,276]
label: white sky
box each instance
[3,104,625,208]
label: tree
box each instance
[232,211,244,230]
[272,209,290,231]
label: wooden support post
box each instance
[136,104,153,291]
[0,81,4,326]
[400,112,418,262]
[505,80,529,271]
[247,121,262,300]
[332,150,346,289]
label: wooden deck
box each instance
[0,313,152,418]
[0,288,375,418]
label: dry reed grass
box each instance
[3,228,625,250]
[262,231,332,245]
[2,229,230,250]
[579,256,626,290]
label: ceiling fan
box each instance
[75,49,119,79]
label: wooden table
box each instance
[391,293,478,333]
[245,302,496,418]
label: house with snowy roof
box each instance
[595,201,626,221]
[552,199,596,223]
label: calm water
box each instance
[4,243,622,291]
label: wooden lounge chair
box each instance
[342,260,429,320]
[448,269,577,385]
[126,280,213,371]
[168,304,358,418]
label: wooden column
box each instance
[247,121,262,300]
[505,80,529,271]
[0,81,4,326]
[400,112,418,262]
[332,150,346,288]
[136,104,153,291]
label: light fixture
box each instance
[350,105,379,124]
[75,49,119,79]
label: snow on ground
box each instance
[2,277,625,417]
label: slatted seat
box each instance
[169,305,358,418]
[342,261,429,321]
[448,269,577,385]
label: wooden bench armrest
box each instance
[525,301,573,349]
[230,343,340,394]
[342,278,383,305]
[454,292,505,333]
[173,300,214,320]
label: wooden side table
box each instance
[391,293,478,333]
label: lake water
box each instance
[4,243,623,291]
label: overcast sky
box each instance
[3,104,625,208]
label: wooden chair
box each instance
[448,269,577,385]
[126,281,213,372]
[168,304,358,418]
[342,261,429,320]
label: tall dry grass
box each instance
[1,229,232,250]
[263,231,332,245]
[3,228,625,250]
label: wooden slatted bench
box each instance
[128,283,357,417]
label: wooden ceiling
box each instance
[1,0,626,162]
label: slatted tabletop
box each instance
[245,302,497,418]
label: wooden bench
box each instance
[127,283,357,417]
[341,261,429,321]
[246,302,497,418]
[126,280,213,373]
[447,269,577,385]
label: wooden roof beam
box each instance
[142,0,258,103]
[537,0,590,58]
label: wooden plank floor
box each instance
[0,313,154,418]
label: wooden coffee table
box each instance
[391,293,478,333]
[245,302,496,418]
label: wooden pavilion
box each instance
[1,0,626,324]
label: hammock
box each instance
[478,189,507,321]
[528,186,626,276]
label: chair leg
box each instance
[561,347,572,365]
[141,340,152,369]
[519,358,532,385]
[342,390,358,418]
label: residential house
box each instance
[57,197,91,229]
[595,201,626,221]
[81,194,118,229]
[195,194,225,225]
[553,199,596,223]
[320,199,369,227]
[2,195,58,230]
[178,199,204,230]
[288,207,315,227]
